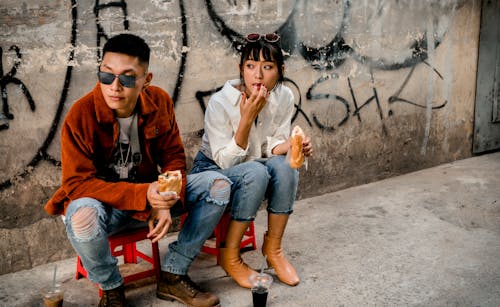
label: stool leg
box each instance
[249,221,257,250]
[152,241,161,281]
[214,222,222,265]
[75,256,87,279]
[123,242,138,263]
[215,212,232,264]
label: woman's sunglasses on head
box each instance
[245,33,280,43]
[97,71,138,88]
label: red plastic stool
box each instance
[181,211,257,264]
[75,226,161,296]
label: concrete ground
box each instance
[1,152,500,307]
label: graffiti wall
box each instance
[0,0,480,274]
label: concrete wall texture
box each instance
[0,0,481,274]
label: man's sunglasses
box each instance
[97,71,141,88]
[245,33,280,43]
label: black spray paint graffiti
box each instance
[388,63,447,111]
[95,0,129,61]
[0,0,188,192]
[0,45,35,131]
[202,0,448,134]
[205,0,438,71]
[0,0,77,191]
[304,64,446,135]
[0,0,450,191]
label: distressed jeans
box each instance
[191,151,299,221]
[64,171,230,290]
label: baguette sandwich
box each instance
[289,125,305,169]
[158,170,182,196]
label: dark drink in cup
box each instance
[249,272,272,307]
[252,286,268,307]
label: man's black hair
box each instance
[102,33,150,64]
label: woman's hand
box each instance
[147,208,172,243]
[147,181,179,210]
[240,85,269,124]
[235,85,270,149]
[271,134,313,158]
[302,135,313,157]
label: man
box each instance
[45,33,229,307]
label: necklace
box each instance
[117,113,136,179]
[119,142,131,166]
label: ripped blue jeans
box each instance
[64,171,230,290]
[191,152,299,222]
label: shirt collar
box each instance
[224,79,244,106]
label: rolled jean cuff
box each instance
[101,280,124,291]
[267,208,294,215]
[232,216,255,222]
[161,251,191,275]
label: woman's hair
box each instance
[239,39,285,83]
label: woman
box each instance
[191,33,313,288]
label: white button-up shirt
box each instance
[200,79,295,169]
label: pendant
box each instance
[118,165,129,179]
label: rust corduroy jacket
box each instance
[44,83,187,221]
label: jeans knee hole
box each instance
[71,207,99,239]
[210,179,231,202]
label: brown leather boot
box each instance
[156,271,220,307]
[219,221,258,288]
[98,284,127,307]
[262,214,300,286]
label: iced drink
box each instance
[42,287,63,307]
[249,272,273,307]
[252,286,269,307]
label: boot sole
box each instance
[156,292,221,307]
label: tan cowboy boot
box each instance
[219,220,258,288]
[262,214,300,286]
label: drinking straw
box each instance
[260,255,267,276]
[258,255,267,287]
[51,264,57,292]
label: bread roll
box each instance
[158,170,182,196]
[289,125,305,169]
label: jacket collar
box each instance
[93,82,159,123]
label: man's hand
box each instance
[147,181,179,209]
[147,207,172,243]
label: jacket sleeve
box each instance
[60,111,149,212]
[156,92,187,206]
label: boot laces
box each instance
[179,275,203,295]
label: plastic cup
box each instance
[249,272,273,307]
[41,284,63,307]
[252,286,268,307]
